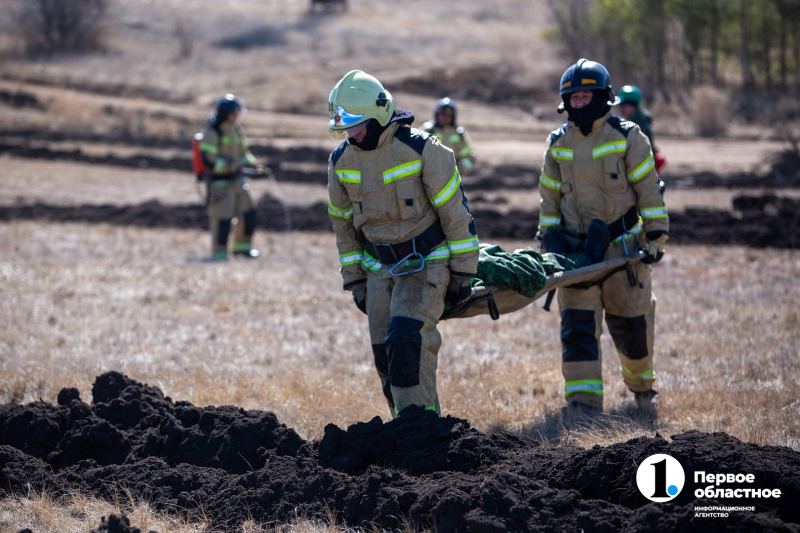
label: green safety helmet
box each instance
[328,70,394,140]
[618,85,642,106]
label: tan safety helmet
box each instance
[328,70,394,140]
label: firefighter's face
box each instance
[618,102,637,119]
[436,110,453,125]
[569,90,593,109]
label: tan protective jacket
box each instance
[422,122,476,175]
[200,123,258,176]
[538,112,668,241]
[328,121,480,287]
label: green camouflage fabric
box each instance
[473,244,590,298]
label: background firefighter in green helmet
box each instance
[327,71,479,418]
[422,97,476,176]
[199,95,264,260]
[537,59,669,413]
[616,85,666,174]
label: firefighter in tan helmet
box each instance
[199,95,263,260]
[327,70,480,417]
[538,59,669,412]
[422,97,476,175]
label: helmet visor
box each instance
[329,106,365,129]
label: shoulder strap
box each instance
[606,115,635,138]
[549,123,570,145]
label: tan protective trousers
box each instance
[207,177,256,256]
[366,259,450,417]
[558,238,657,409]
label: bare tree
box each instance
[15,0,109,53]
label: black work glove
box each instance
[641,232,668,264]
[346,280,367,315]
[445,275,473,307]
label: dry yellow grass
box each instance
[1,221,798,451]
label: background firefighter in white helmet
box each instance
[616,85,667,175]
[198,94,264,260]
[537,59,669,413]
[422,97,476,176]
[327,70,479,417]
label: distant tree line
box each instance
[546,0,800,113]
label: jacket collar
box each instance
[569,111,611,138]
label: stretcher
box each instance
[443,251,645,320]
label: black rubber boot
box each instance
[634,388,658,410]
[542,228,572,255]
[579,219,611,264]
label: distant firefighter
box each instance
[310,0,347,12]
[197,95,263,260]
[422,97,476,176]
[538,59,669,413]
[616,85,666,174]
[327,71,479,418]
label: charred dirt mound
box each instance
[1,373,799,532]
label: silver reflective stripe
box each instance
[447,237,479,254]
[336,170,361,184]
[641,206,668,219]
[628,155,655,183]
[540,170,561,191]
[592,141,627,159]
[339,252,363,266]
[328,199,353,219]
[383,160,422,184]
[540,214,561,227]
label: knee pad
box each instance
[560,309,599,362]
[371,343,394,408]
[606,314,648,360]
[242,209,257,236]
[385,316,424,388]
[217,219,232,247]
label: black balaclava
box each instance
[349,119,389,151]
[349,110,415,151]
[564,90,610,136]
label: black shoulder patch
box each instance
[330,140,349,167]
[549,123,570,145]
[606,115,636,138]
[395,126,429,156]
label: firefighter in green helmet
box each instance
[617,85,666,174]
[327,70,480,418]
[538,59,669,413]
[422,97,476,175]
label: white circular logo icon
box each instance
[636,453,685,502]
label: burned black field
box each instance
[2,373,798,532]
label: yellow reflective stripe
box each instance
[213,159,227,173]
[430,168,461,207]
[199,142,218,155]
[339,251,363,266]
[426,245,450,261]
[242,153,257,165]
[361,251,382,272]
[220,136,231,145]
[327,199,353,219]
[539,214,561,227]
[621,364,654,381]
[592,141,627,159]
[447,236,479,254]
[458,146,472,157]
[611,219,644,244]
[540,170,561,191]
[336,170,361,184]
[628,155,655,183]
[565,379,604,395]
[641,206,668,219]
[551,148,573,160]
[383,160,422,184]
[232,242,251,253]
[448,133,462,144]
